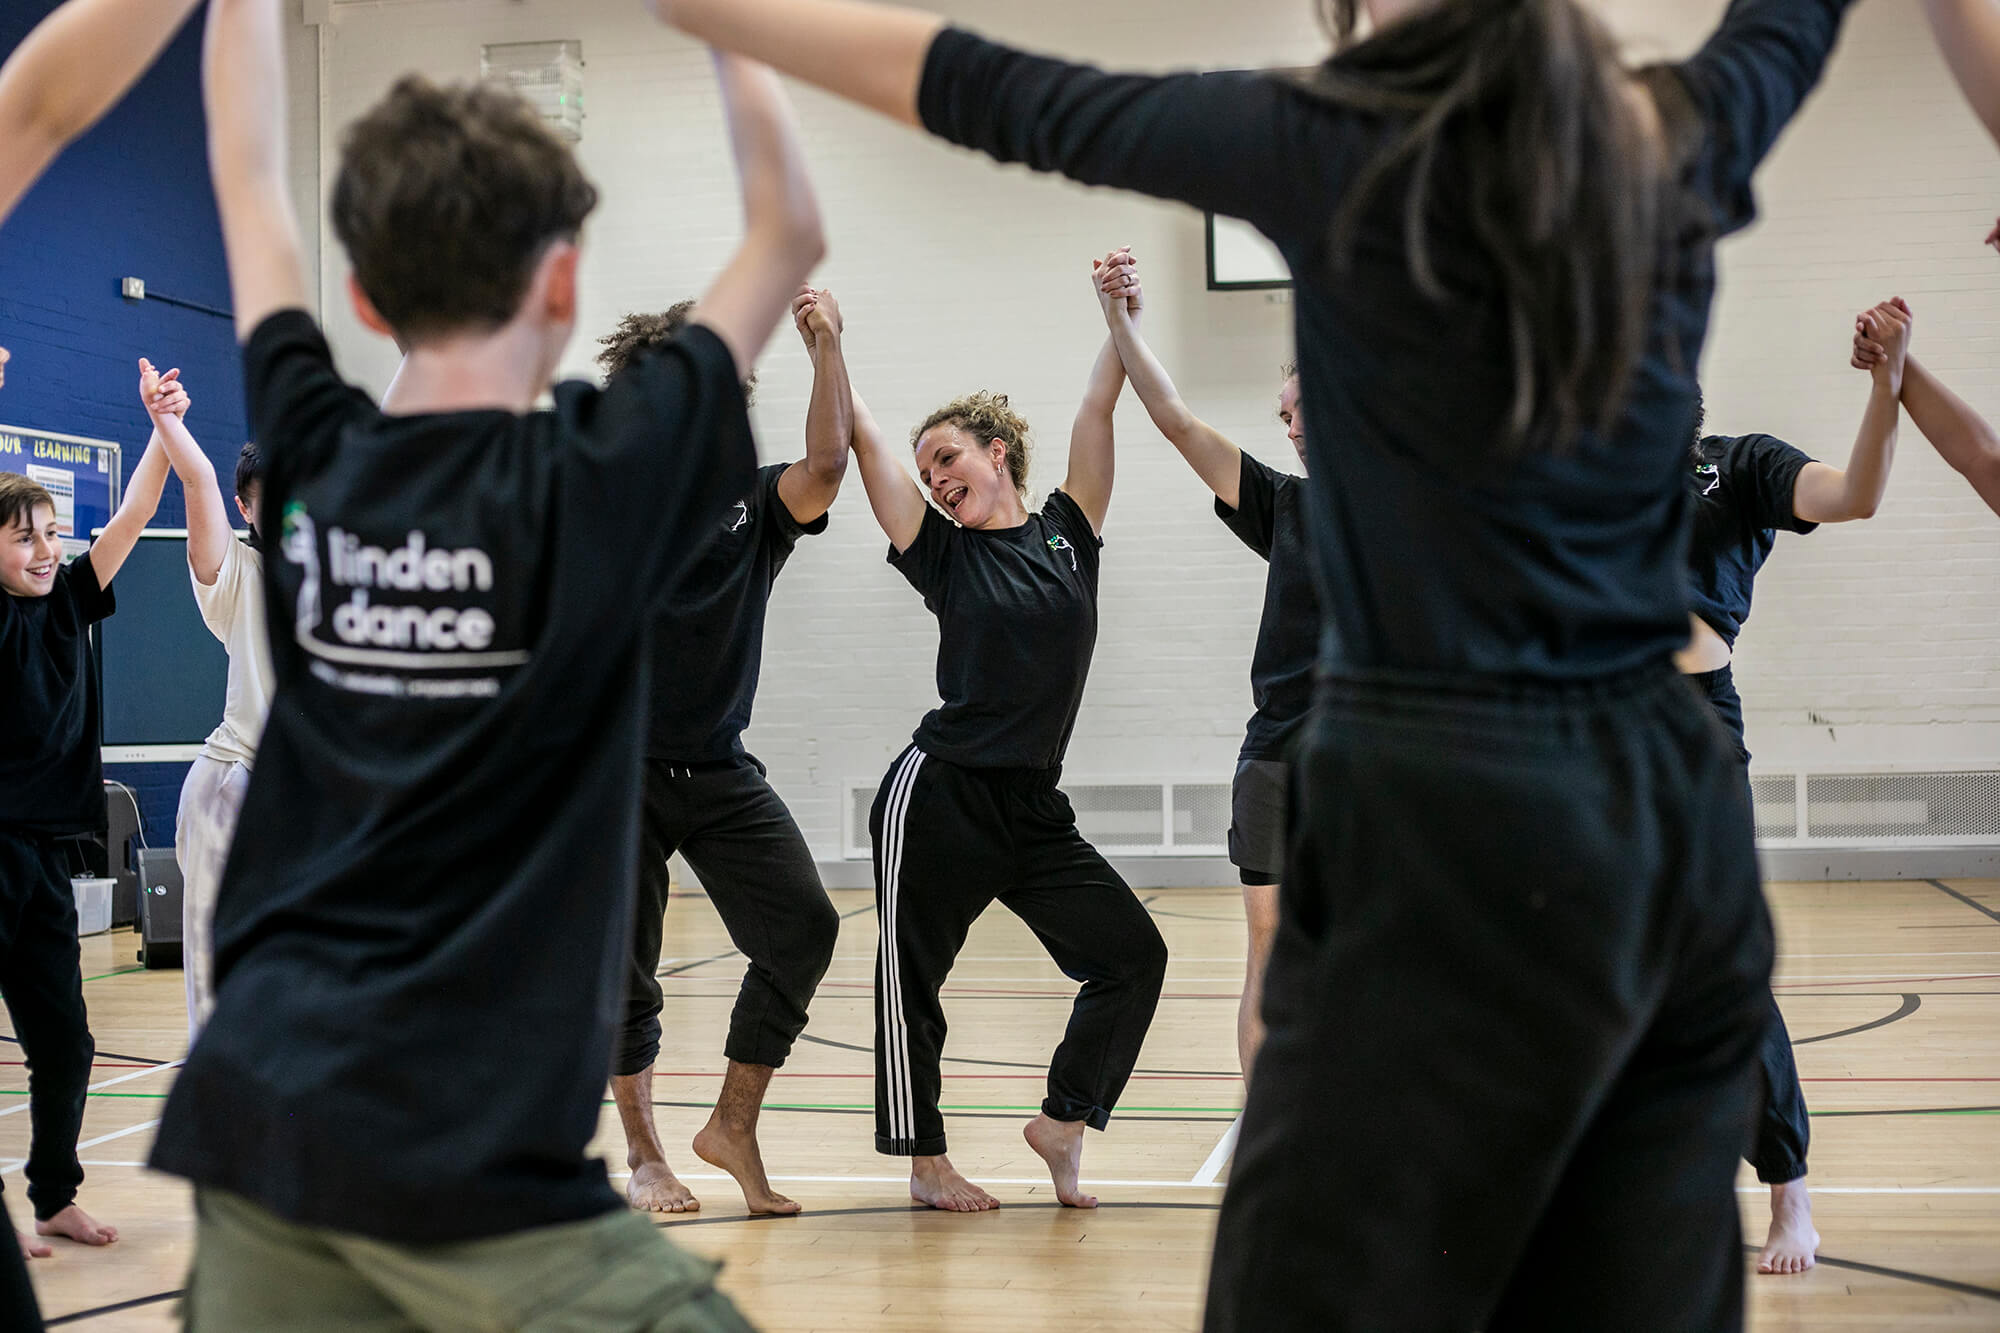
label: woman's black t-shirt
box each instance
[1686,433,1817,646]
[917,0,1855,680]
[891,489,1100,770]
[1215,452,1318,762]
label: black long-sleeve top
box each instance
[919,0,1855,679]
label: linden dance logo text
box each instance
[326,528,498,652]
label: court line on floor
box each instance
[2,1120,161,1174]
[1926,879,2000,926]
[1793,993,1919,1046]
[0,1061,179,1119]
[1192,1116,1241,1186]
[47,1241,2000,1329]
[658,903,876,978]
[0,1035,169,1067]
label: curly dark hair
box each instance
[331,76,600,344]
[596,301,757,402]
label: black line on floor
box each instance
[1766,1249,2000,1303]
[793,1031,1237,1079]
[1810,1105,2000,1118]
[657,903,877,978]
[1924,879,2000,926]
[0,1034,167,1067]
[45,1289,179,1326]
[1145,908,1241,923]
[1792,993,1920,1046]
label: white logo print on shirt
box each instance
[728,501,749,532]
[1695,462,1721,497]
[1047,534,1077,571]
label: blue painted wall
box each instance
[2,2,240,849]
[0,1,245,534]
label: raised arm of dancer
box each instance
[687,54,827,383]
[202,0,310,341]
[0,0,205,228]
[1062,254,1129,536]
[139,358,236,584]
[652,0,1318,238]
[1856,316,2000,518]
[1792,300,1905,524]
[778,287,852,524]
[795,289,924,550]
[1922,1,2000,150]
[87,427,171,587]
[1096,249,1242,509]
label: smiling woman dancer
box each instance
[655,0,1858,1327]
[796,267,1167,1213]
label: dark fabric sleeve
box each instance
[1673,0,1857,236]
[1041,489,1103,579]
[59,554,114,626]
[566,324,760,607]
[1215,452,1281,562]
[761,461,830,561]
[918,27,1340,246]
[241,310,375,477]
[1724,433,1819,536]
[888,504,959,605]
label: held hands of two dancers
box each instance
[1849,297,1913,386]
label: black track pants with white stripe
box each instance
[869,745,1168,1157]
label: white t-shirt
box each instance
[191,536,273,767]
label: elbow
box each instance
[1847,493,1882,522]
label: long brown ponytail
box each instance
[1306,0,1682,454]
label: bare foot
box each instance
[15,1230,50,1260]
[626,1161,700,1214]
[35,1204,117,1247]
[1023,1113,1098,1209]
[910,1155,1000,1212]
[1757,1180,1819,1275]
[693,1120,800,1216]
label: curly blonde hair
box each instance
[912,391,1032,497]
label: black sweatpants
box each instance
[1689,665,1811,1185]
[0,832,94,1226]
[870,746,1167,1156]
[617,757,838,1077]
[1205,666,1773,1332]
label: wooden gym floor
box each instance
[11,878,2000,1330]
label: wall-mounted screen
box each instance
[1206,214,1291,291]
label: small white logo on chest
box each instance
[1695,463,1720,497]
[1047,534,1077,571]
[728,501,749,532]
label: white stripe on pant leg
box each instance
[882,749,926,1149]
[878,749,920,1147]
[883,749,925,1147]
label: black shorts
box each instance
[1228,759,1288,886]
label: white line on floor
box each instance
[0,1059,180,1119]
[47,1161,2000,1199]
[1191,1116,1241,1186]
[4,1120,160,1174]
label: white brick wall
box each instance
[293,0,2000,858]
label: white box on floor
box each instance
[73,877,114,936]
